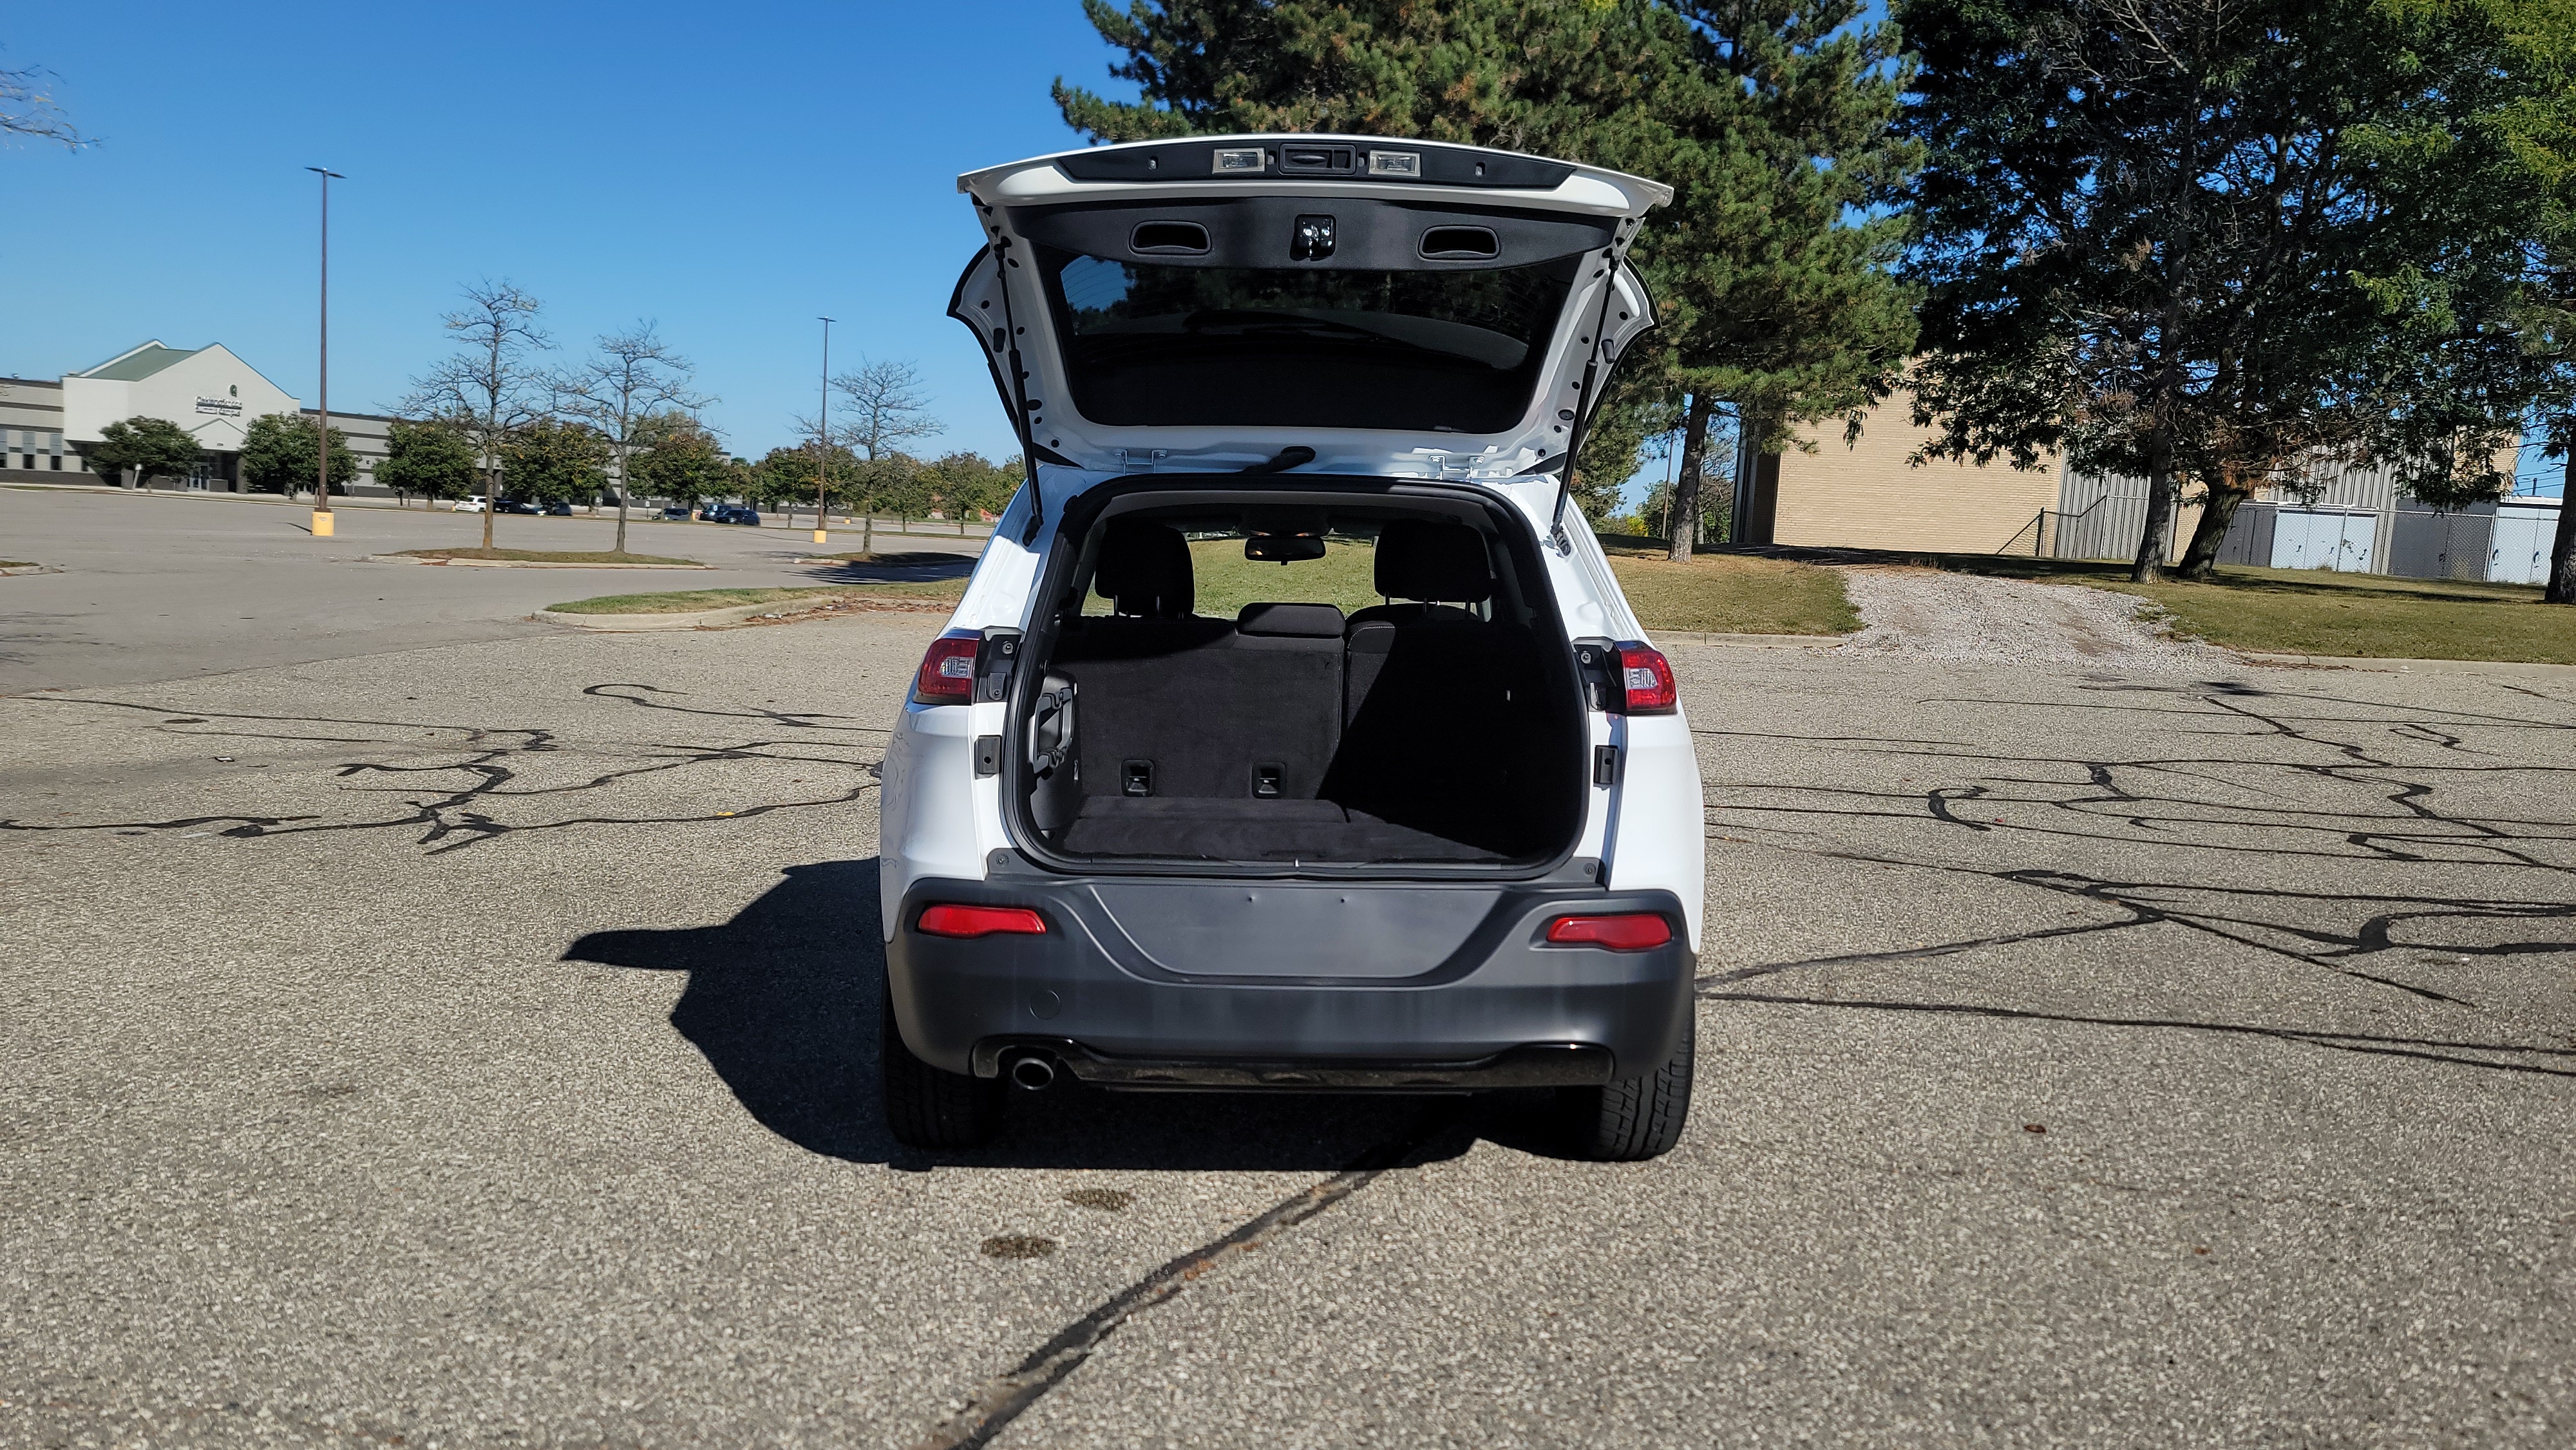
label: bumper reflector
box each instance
[1544,913,1672,952]
[918,904,1048,939]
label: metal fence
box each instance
[2387,508,2496,581]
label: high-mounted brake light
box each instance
[917,903,1048,939]
[911,634,980,704]
[1615,642,1678,715]
[1544,914,1673,952]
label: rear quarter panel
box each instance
[1532,497,1705,953]
[877,491,1046,939]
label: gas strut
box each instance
[990,237,1048,545]
[1551,249,1625,548]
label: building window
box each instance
[50,454,61,471]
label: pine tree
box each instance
[1052,0,1918,555]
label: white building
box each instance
[2,340,398,493]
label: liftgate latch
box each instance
[972,629,1023,778]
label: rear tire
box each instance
[1561,1014,1694,1161]
[880,986,1003,1149]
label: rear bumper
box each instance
[887,872,1695,1086]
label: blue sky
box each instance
[5,1,1121,465]
[6,5,2559,501]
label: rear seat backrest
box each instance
[1094,518,1195,617]
[1328,520,1544,850]
[1343,518,1495,722]
[1052,518,1347,802]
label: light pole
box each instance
[814,316,834,546]
[306,166,345,538]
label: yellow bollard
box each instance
[312,511,336,538]
[813,529,829,545]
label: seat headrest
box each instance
[1373,520,1492,603]
[1093,519,1193,617]
[1236,602,1346,637]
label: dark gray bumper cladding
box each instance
[887,873,1695,1086]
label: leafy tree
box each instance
[400,281,553,549]
[2454,0,2576,602]
[375,419,478,504]
[1053,0,1920,561]
[1573,389,1683,527]
[631,414,737,511]
[924,451,1018,532]
[554,323,710,555]
[499,417,610,506]
[1899,0,2554,581]
[746,442,858,523]
[88,417,202,490]
[855,452,938,538]
[239,413,359,496]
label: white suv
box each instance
[878,135,1703,1159]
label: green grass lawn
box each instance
[1603,547,1862,635]
[401,547,705,566]
[547,579,970,615]
[1911,554,2570,662]
[2088,565,2568,662]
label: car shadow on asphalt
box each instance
[796,553,979,586]
[561,858,1551,1172]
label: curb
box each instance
[2237,651,2576,678]
[366,554,710,569]
[535,595,957,632]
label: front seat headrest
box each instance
[1373,520,1492,604]
[1093,518,1194,617]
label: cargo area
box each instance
[1016,496,1588,867]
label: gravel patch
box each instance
[1836,566,2241,671]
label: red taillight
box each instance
[911,634,980,704]
[1615,642,1677,715]
[916,903,1048,939]
[1544,913,1672,952]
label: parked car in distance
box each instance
[878,134,1698,1163]
[542,502,575,516]
[659,505,692,522]
[495,499,544,515]
[701,505,762,526]
[452,497,489,513]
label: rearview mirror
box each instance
[1245,534,1327,563]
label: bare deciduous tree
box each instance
[831,359,942,462]
[401,282,553,551]
[824,358,943,552]
[554,323,710,556]
[2,54,90,149]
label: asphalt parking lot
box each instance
[3,505,2571,1447]
[0,485,982,692]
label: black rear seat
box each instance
[1053,521,1343,804]
[1049,516,1550,862]
[1324,520,1546,854]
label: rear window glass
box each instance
[1038,250,1578,433]
[1083,532,1385,618]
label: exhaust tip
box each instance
[1005,1051,1058,1091]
